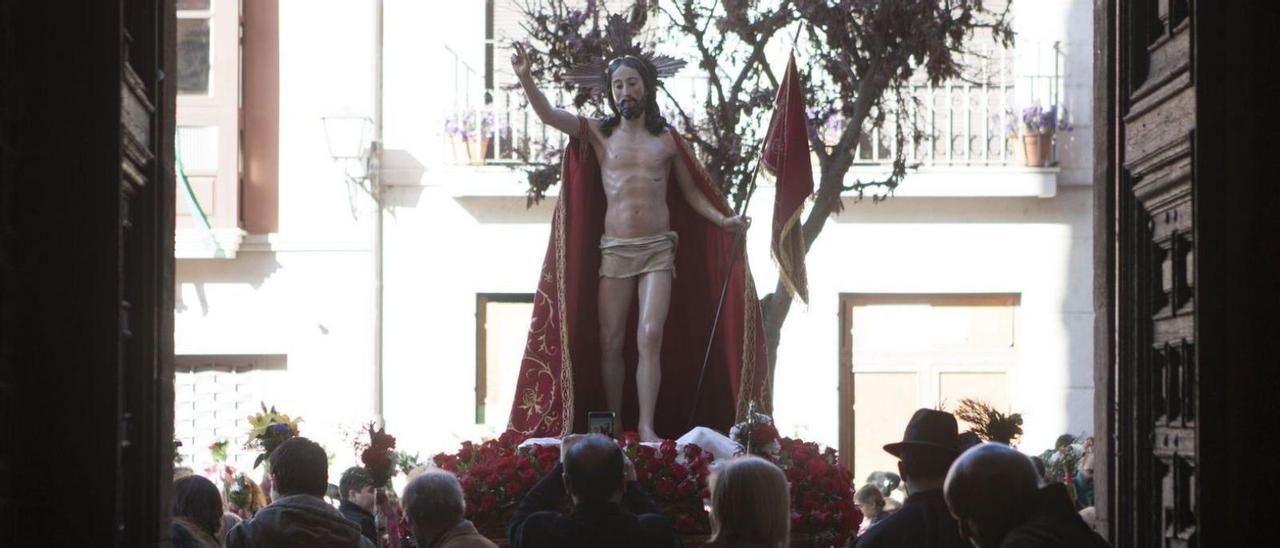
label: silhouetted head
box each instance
[855,483,887,523]
[944,443,1042,548]
[339,466,376,512]
[402,470,466,542]
[269,437,329,497]
[562,434,626,504]
[173,475,224,538]
[708,456,790,548]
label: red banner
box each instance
[762,53,813,303]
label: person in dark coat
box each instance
[944,442,1110,548]
[508,434,680,548]
[853,409,967,548]
[225,437,376,548]
[337,466,379,545]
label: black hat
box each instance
[883,408,962,457]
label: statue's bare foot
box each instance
[639,425,660,443]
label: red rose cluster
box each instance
[360,423,398,486]
[430,430,859,543]
[618,432,716,534]
[776,437,862,546]
[431,430,560,533]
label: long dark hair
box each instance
[173,475,224,537]
[600,56,668,137]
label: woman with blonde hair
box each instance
[705,455,790,548]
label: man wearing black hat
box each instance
[853,409,967,548]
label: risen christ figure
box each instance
[512,44,747,441]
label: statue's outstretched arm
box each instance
[670,140,748,232]
[511,43,583,138]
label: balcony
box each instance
[442,43,1068,200]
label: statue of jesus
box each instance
[512,43,748,442]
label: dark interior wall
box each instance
[1,0,175,545]
[1192,1,1280,543]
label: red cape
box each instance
[507,125,770,438]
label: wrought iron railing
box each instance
[444,43,1065,169]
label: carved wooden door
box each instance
[1111,1,1196,546]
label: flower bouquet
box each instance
[359,423,402,548]
[619,433,716,534]
[222,469,268,519]
[1040,434,1085,485]
[433,426,856,546]
[777,437,862,547]
[244,403,301,469]
[359,422,398,487]
[729,402,781,459]
[432,430,561,536]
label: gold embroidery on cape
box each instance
[555,148,576,437]
[514,276,561,433]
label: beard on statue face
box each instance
[618,96,642,120]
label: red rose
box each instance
[622,432,641,448]
[635,466,650,482]
[536,450,558,471]
[676,478,696,496]
[669,462,689,481]
[480,494,496,512]
[785,467,804,482]
[645,458,663,475]
[506,482,526,500]
[656,479,675,496]
[812,509,830,526]
[682,443,703,460]
[803,491,823,510]
[637,445,657,459]
[804,455,830,476]
[750,422,778,444]
[659,440,677,461]
[518,467,536,484]
[675,514,696,533]
[842,506,864,531]
[498,429,526,448]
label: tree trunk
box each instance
[758,163,850,401]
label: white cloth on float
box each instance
[518,426,743,464]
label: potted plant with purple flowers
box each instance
[445,110,505,165]
[1005,104,1070,167]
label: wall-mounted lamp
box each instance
[321,109,376,187]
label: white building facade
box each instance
[174,0,1095,483]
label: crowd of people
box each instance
[170,408,1108,548]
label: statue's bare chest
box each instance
[599,132,671,174]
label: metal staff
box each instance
[687,226,747,430]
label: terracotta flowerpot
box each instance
[466,135,490,165]
[1022,133,1054,167]
[448,134,491,165]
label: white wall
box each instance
[751,187,1095,454]
[176,0,380,472]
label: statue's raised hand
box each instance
[510,42,533,80]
